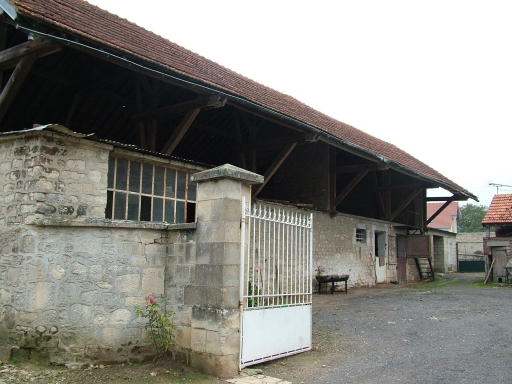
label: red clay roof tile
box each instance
[10,0,475,199]
[482,194,512,225]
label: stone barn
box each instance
[0,0,476,378]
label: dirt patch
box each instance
[0,359,226,383]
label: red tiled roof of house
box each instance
[427,202,458,230]
[482,194,512,225]
[9,0,475,200]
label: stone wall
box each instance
[456,232,485,260]
[0,128,201,365]
[0,128,111,227]
[0,224,195,364]
[312,209,397,287]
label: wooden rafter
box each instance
[252,142,297,198]
[0,54,36,123]
[0,38,61,70]
[425,198,456,226]
[374,182,425,191]
[389,187,423,222]
[160,107,201,155]
[332,169,369,209]
[131,95,226,122]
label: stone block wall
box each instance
[312,209,396,287]
[0,128,201,365]
[0,224,188,364]
[456,232,485,260]
[0,128,112,227]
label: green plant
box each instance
[135,295,176,357]
[247,280,260,307]
[315,265,326,276]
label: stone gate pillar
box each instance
[188,164,263,378]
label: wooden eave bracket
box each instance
[389,187,423,222]
[425,196,458,226]
[331,169,369,210]
[252,142,297,198]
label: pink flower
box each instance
[149,299,155,305]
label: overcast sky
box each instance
[88,0,512,207]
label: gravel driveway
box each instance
[260,273,512,384]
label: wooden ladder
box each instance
[414,257,434,280]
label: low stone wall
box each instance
[0,223,196,365]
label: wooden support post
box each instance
[0,54,36,123]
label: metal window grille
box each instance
[356,228,367,243]
[106,156,196,223]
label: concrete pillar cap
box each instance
[191,164,263,184]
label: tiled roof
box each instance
[9,0,475,199]
[427,202,458,230]
[482,194,512,225]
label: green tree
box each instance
[458,203,488,233]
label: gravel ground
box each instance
[2,274,510,384]
[261,273,512,384]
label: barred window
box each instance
[106,157,196,223]
[356,228,367,244]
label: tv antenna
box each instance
[489,182,512,194]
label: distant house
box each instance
[482,194,512,282]
[427,202,458,233]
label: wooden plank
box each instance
[236,134,307,152]
[0,38,61,70]
[131,95,225,122]
[160,107,201,155]
[252,142,297,198]
[336,163,388,174]
[389,187,423,222]
[0,54,36,123]
[332,169,369,208]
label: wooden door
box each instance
[492,247,507,283]
[397,235,407,282]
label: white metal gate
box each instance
[240,199,313,368]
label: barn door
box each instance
[406,235,430,257]
[396,235,407,281]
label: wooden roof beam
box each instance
[0,54,36,123]
[131,95,226,122]
[252,142,297,198]
[332,169,369,209]
[160,107,201,155]
[389,187,423,222]
[0,37,61,70]
[336,162,389,174]
[426,198,456,226]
